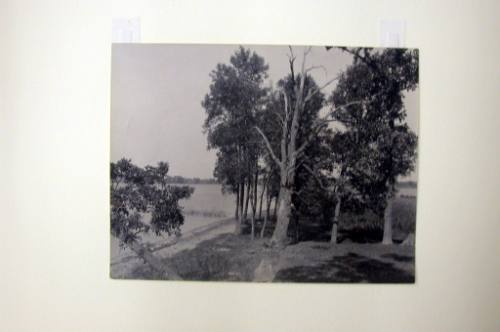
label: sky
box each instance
[111,44,419,180]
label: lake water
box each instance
[179,184,236,232]
[179,183,417,231]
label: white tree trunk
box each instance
[331,195,341,244]
[235,184,240,219]
[382,197,393,244]
[261,195,272,238]
[271,187,292,246]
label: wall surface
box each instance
[1,1,499,331]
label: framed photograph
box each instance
[110,44,419,283]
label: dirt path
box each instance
[153,218,235,258]
[110,218,235,278]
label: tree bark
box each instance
[239,180,245,215]
[120,236,181,280]
[382,196,393,244]
[243,178,250,220]
[250,169,259,240]
[270,187,292,246]
[265,194,271,221]
[235,183,240,219]
[235,181,245,235]
[261,194,272,238]
[331,195,342,244]
[258,175,268,220]
[273,196,278,220]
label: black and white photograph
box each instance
[110,44,419,282]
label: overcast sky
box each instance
[111,44,419,180]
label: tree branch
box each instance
[305,65,328,77]
[255,126,281,167]
[292,121,328,159]
[304,74,342,103]
[283,91,289,119]
[288,46,296,83]
[302,164,330,191]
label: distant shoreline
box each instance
[170,181,418,188]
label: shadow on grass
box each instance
[380,253,414,263]
[274,252,414,283]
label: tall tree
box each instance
[330,47,419,244]
[256,47,334,247]
[110,159,193,279]
[202,47,269,234]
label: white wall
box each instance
[1,0,499,331]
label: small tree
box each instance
[111,159,193,279]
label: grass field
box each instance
[127,233,415,282]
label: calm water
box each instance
[180,184,236,221]
[396,187,417,197]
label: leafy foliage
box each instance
[330,48,419,213]
[110,159,193,246]
[202,47,269,195]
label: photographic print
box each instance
[110,44,419,282]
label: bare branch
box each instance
[305,65,328,77]
[281,91,290,161]
[315,98,372,126]
[255,126,281,167]
[303,46,312,58]
[288,45,295,60]
[288,46,296,82]
[283,91,289,118]
[304,74,342,103]
[340,47,379,73]
[331,99,368,113]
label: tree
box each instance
[202,46,269,235]
[330,47,419,244]
[255,47,335,247]
[110,159,193,279]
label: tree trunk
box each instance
[235,184,240,219]
[331,195,342,244]
[243,179,250,220]
[270,187,292,246]
[239,180,245,215]
[382,196,393,244]
[250,169,258,240]
[265,194,271,221]
[261,195,272,238]
[273,196,278,220]
[121,236,181,280]
[293,214,299,243]
[258,177,267,220]
[235,181,245,235]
